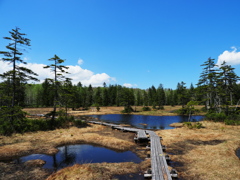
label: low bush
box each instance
[176,107,200,115]
[158,105,164,110]
[121,105,134,113]
[142,106,151,111]
[205,112,240,125]
[74,119,87,127]
[205,112,226,122]
[0,108,88,135]
[184,122,203,129]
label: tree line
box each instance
[0,27,240,134]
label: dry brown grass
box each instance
[0,123,150,179]
[158,121,240,180]
[23,105,205,116]
[0,124,139,159]
[0,161,50,180]
[46,160,150,180]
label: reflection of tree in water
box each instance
[159,125,165,130]
[52,154,57,171]
[59,146,76,169]
[150,125,165,130]
[179,116,188,123]
[52,146,76,171]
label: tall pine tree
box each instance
[0,27,38,134]
[44,55,69,127]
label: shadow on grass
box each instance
[169,139,225,155]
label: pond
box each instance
[15,144,142,171]
[236,148,240,159]
[88,114,204,129]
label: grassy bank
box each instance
[23,105,205,116]
[159,121,240,180]
[0,123,150,179]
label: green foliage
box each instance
[158,106,164,110]
[205,112,240,125]
[152,103,157,110]
[25,119,51,131]
[142,106,151,111]
[205,112,227,122]
[184,122,203,129]
[224,119,240,125]
[0,106,28,135]
[121,105,134,113]
[92,103,100,112]
[0,106,90,135]
[0,27,39,107]
[74,119,87,127]
[176,101,200,115]
[176,107,188,115]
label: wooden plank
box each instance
[137,130,148,140]
[150,133,172,180]
[89,121,172,180]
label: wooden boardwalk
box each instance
[89,121,174,180]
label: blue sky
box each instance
[0,0,240,89]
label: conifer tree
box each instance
[44,55,69,127]
[0,27,38,134]
[197,57,218,110]
[157,84,166,109]
[0,27,38,107]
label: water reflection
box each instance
[88,114,204,129]
[236,148,240,159]
[15,144,142,171]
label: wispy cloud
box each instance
[77,58,84,65]
[217,46,240,66]
[0,60,115,87]
[123,83,137,88]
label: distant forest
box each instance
[23,75,240,110]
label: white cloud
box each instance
[23,57,29,61]
[0,61,115,87]
[0,60,12,72]
[217,47,240,66]
[78,58,84,65]
[123,83,137,88]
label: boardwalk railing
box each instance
[89,121,177,180]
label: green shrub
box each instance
[205,112,240,125]
[158,106,164,110]
[184,122,193,129]
[176,108,188,115]
[0,106,28,135]
[205,112,227,122]
[224,119,235,125]
[25,119,51,131]
[195,122,203,129]
[121,105,134,113]
[184,122,203,129]
[74,120,87,127]
[142,106,151,111]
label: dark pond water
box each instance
[15,144,142,171]
[88,114,204,129]
[113,173,144,180]
[236,148,240,159]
